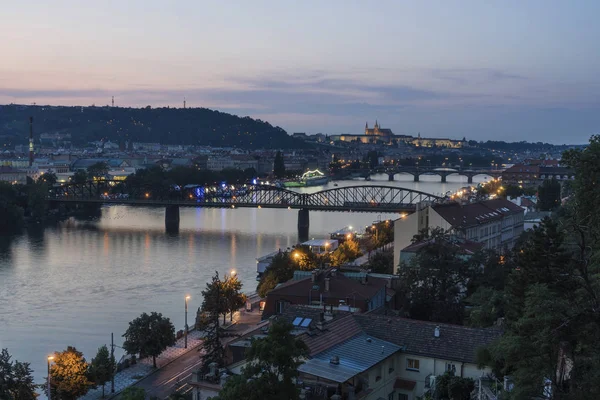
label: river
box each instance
[0,174,489,389]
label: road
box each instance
[114,310,266,399]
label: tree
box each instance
[330,240,362,266]
[537,178,561,211]
[366,250,394,274]
[87,162,109,180]
[0,348,38,400]
[397,229,476,324]
[71,169,88,184]
[27,182,48,221]
[122,312,176,368]
[46,346,93,400]
[503,184,524,199]
[0,182,24,233]
[37,172,57,186]
[273,151,286,178]
[89,345,114,398]
[213,321,309,400]
[223,274,246,322]
[199,272,226,372]
[120,386,146,400]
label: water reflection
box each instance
[0,177,489,390]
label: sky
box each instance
[1,1,599,144]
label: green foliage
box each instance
[0,182,24,233]
[0,348,38,400]
[120,386,146,400]
[0,104,308,149]
[46,346,93,400]
[563,134,600,242]
[537,178,561,211]
[200,271,227,372]
[89,345,114,398]
[465,287,504,328]
[257,248,318,298]
[273,151,286,178]
[87,162,109,180]
[329,240,362,266]
[27,182,48,221]
[213,321,309,400]
[223,273,246,322]
[366,250,394,274]
[37,172,57,186]
[503,184,524,198]
[71,169,88,184]
[434,372,474,400]
[122,312,176,368]
[397,229,476,324]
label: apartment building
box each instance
[394,198,525,267]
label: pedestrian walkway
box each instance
[80,308,264,400]
[80,330,204,400]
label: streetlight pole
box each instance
[185,295,190,349]
[47,355,54,400]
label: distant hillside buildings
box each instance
[328,121,466,148]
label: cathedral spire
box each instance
[365,121,368,130]
[375,120,379,128]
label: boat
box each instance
[283,169,330,188]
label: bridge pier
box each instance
[441,175,447,183]
[388,173,394,182]
[467,175,473,184]
[413,174,420,182]
[297,208,309,243]
[165,205,180,233]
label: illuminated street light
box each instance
[184,295,191,348]
[47,355,55,400]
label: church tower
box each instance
[365,122,368,135]
[374,120,379,135]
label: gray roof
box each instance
[298,333,401,383]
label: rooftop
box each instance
[433,198,524,229]
[298,333,401,383]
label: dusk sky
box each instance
[1,1,599,143]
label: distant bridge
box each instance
[48,181,442,237]
[346,165,504,183]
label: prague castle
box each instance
[330,121,466,148]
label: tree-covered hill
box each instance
[0,104,308,149]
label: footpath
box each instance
[81,304,265,400]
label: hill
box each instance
[0,104,308,149]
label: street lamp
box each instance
[47,355,54,400]
[184,295,191,349]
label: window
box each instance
[446,363,457,375]
[398,394,409,400]
[389,358,395,374]
[388,393,394,400]
[406,358,420,371]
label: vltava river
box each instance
[0,174,488,387]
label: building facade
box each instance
[394,199,525,267]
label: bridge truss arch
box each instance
[49,181,443,213]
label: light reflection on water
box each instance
[0,175,488,389]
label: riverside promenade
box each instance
[80,306,266,400]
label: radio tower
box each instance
[28,117,34,167]
[112,96,114,107]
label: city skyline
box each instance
[1,1,599,144]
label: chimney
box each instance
[325,277,330,292]
[330,355,340,365]
[28,117,34,167]
[316,312,326,330]
[434,326,440,338]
